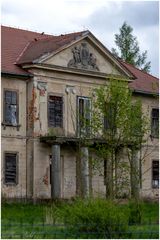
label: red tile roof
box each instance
[1,25,159,95]
[1,25,51,75]
[16,31,86,64]
[120,61,159,95]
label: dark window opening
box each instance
[77,97,91,136]
[152,160,159,188]
[104,104,116,132]
[5,153,17,185]
[4,91,18,125]
[48,96,63,128]
[151,109,159,138]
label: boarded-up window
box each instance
[48,96,63,128]
[77,97,91,136]
[4,91,18,125]
[152,160,159,188]
[5,153,17,184]
[151,109,159,138]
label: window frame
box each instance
[152,160,159,189]
[77,96,91,137]
[151,108,159,138]
[3,89,19,127]
[47,93,64,129]
[4,151,18,186]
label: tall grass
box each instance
[1,199,159,239]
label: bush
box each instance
[54,198,129,238]
[128,200,143,224]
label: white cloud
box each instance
[1,0,159,76]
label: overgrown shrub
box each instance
[128,200,143,224]
[53,198,129,238]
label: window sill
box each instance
[2,122,21,131]
[4,183,17,186]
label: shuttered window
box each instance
[5,153,18,184]
[48,96,63,128]
[4,90,18,125]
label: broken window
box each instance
[152,160,159,188]
[77,96,91,136]
[4,90,18,125]
[151,108,159,138]
[4,153,17,184]
[48,96,63,128]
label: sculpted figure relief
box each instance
[80,42,90,67]
[68,42,99,71]
[71,46,81,65]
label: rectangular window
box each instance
[4,153,18,185]
[152,160,159,188]
[4,90,18,125]
[48,96,63,128]
[151,108,159,138]
[104,103,116,131]
[77,96,91,136]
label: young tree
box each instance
[111,22,151,73]
[90,79,148,200]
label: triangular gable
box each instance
[43,38,127,77]
[17,30,134,79]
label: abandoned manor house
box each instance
[1,25,159,200]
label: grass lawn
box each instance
[1,200,159,239]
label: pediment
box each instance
[39,36,132,78]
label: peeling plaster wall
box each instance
[1,77,27,198]
[62,150,76,198]
[1,62,159,200]
[1,137,27,198]
[140,145,159,199]
[132,94,159,199]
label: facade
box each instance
[1,26,159,200]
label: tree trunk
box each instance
[130,148,140,200]
[76,152,82,197]
[105,152,113,199]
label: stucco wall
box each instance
[1,77,27,198]
[1,60,159,200]
[2,137,27,198]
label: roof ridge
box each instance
[1,24,52,36]
[16,41,33,64]
[2,25,88,38]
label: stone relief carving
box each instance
[37,82,47,96]
[68,42,99,71]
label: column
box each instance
[80,147,89,198]
[51,144,61,199]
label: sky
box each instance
[1,0,159,77]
